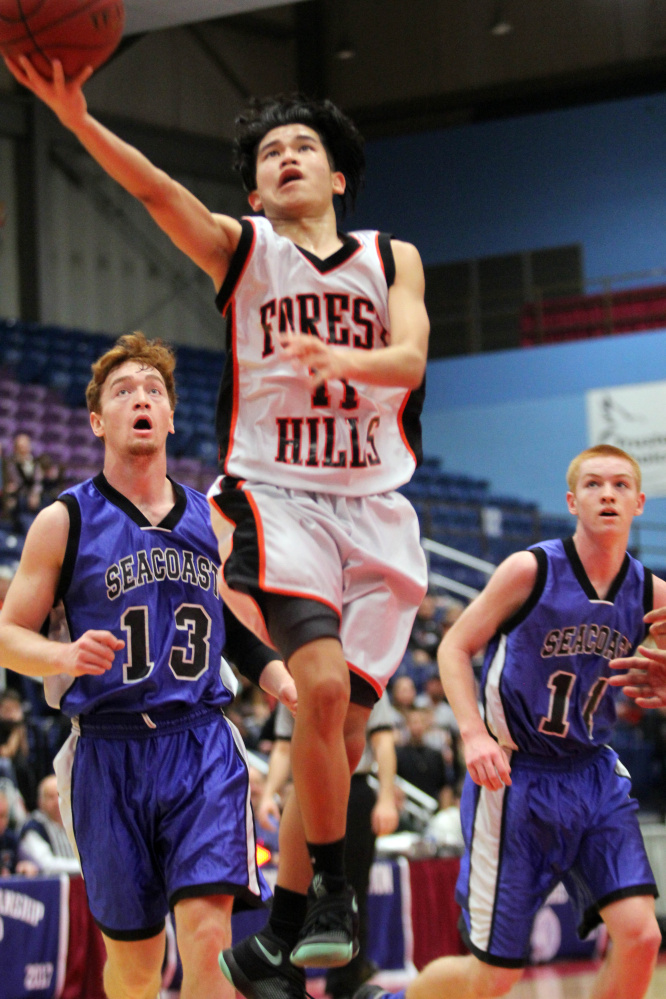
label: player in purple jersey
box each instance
[354,445,666,999]
[0,333,297,999]
[3,56,429,996]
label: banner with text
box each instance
[0,876,68,999]
[586,380,666,496]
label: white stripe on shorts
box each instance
[467,783,508,953]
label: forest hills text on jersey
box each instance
[105,549,219,601]
[540,624,633,660]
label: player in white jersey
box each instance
[5,60,429,998]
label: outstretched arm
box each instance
[438,551,539,791]
[0,502,122,678]
[4,56,241,289]
[281,239,429,390]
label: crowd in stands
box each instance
[0,558,665,884]
[0,344,665,881]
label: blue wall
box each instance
[352,93,666,282]
[347,92,666,536]
[422,327,666,513]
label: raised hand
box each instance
[3,56,92,131]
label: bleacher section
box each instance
[401,456,573,594]
[0,317,223,480]
[0,318,575,577]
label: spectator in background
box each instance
[0,786,37,876]
[415,671,459,736]
[0,689,37,811]
[19,774,81,876]
[38,453,65,508]
[2,433,43,530]
[388,675,418,744]
[395,707,452,809]
[408,592,443,660]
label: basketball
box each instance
[0,0,124,80]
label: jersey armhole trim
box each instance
[643,569,654,621]
[502,546,548,633]
[55,494,81,604]
[215,218,256,315]
[377,233,396,287]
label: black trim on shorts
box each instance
[458,917,527,969]
[96,917,166,942]
[265,593,340,662]
[350,671,379,708]
[169,880,269,913]
[578,883,658,939]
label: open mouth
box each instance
[600,510,618,517]
[133,417,152,430]
[280,169,303,188]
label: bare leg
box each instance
[589,895,661,999]
[287,637,352,844]
[406,953,523,999]
[175,894,235,999]
[101,931,166,999]
[276,701,370,893]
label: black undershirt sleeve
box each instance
[222,603,278,686]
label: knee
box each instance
[104,959,161,999]
[616,914,662,964]
[299,672,350,729]
[485,967,523,997]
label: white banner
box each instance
[587,381,666,496]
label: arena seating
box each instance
[1,318,573,579]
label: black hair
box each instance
[233,94,365,216]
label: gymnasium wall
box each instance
[351,91,666,282]
[349,93,666,535]
[421,328,666,525]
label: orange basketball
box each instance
[0,0,124,79]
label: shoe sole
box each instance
[290,940,357,969]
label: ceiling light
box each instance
[491,3,513,37]
[335,37,356,60]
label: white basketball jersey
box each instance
[214,216,424,496]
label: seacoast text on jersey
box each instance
[105,548,219,601]
[540,623,633,661]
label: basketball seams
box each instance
[0,0,124,77]
[3,0,120,39]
